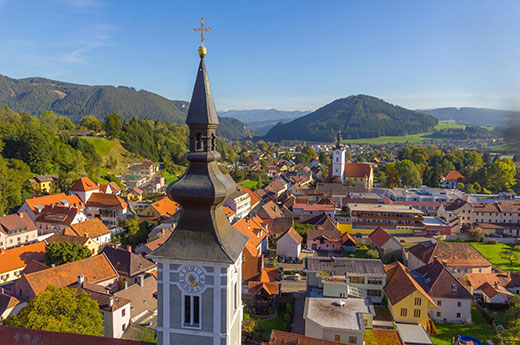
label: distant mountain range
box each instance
[264,95,438,142]
[420,107,520,127]
[0,74,256,139]
[219,109,309,134]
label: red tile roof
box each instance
[86,193,127,210]
[408,242,491,268]
[0,212,37,235]
[23,193,85,212]
[344,162,373,178]
[368,226,392,248]
[442,170,465,182]
[69,176,99,192]
[34,205,82,225]
[0,326,143,345]
[0,242,46,274]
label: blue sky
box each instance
[0,0,519,111]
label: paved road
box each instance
[290,292,306,335]
[281,277,306,293]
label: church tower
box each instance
[149,19,248,345]
[332,130,346,182]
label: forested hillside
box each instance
[0,74,256,140]
[264,95,438,142]
[421,107,520,127]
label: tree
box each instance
[468,227,484,242]
[4,285,103,336]
[45,242,91,266]
[301,146,317,159]
[242,313,259,333]
[487,158,516,192]
[366,249,380,259]
[500,246,520,266]
[396,160,421,187]
[384,162,399,188]
[104,113,122,139]
[80,115,103,131]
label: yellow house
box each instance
[140,197,179,218]
[28,174,59,194]
[384,262,437,328]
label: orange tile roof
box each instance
[266,330,348,345]
[23,254,118,296]
[23,193,85,212]
[384,261,437,307]
[344,162,372,178]
[65,217,110,238]
[442,170,465,182]
[233,218,267,249]
[86,193,127,210]
[224,206,236,218]
[69,176,99,192]
[248,268,281,295]
[150,197,179,217]
[368,226,392,248]
[0,242,46,274]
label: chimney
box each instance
[138,275,144,287]
[108,296,114,307]
[0,248,4,255]
[78,275,85,285]
[127,246,132,253]
[441,260,448,267]
[84,232,88,237]
[51,264,55,268]
[19,213,23,218]
[123,280,128,289]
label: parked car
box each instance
[302,248,314,254]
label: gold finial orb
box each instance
[198,45,207,57]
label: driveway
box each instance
[290,292,306,335]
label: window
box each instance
[367,278,382,285]
[349,276,365,284]
[414,297,422,306]
[122,324,126,331]
[436,312,441,317]
[183,295,200,327]
[400,308,407,317]
[122,308,126,317]
[234,282,238,310]
[334,335,340,342]
[457,313,461,318]
[414,309,421,318]
[367,290,382,297]
[457,302,462,307]
[348,336,357,344]
[437,300,442,306]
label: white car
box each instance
[302,248,314,254]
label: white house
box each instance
[34,205,87,235]
[276,228,302,259]
[69,176,100,204]
[412,261,473,324]
[224,190,251,220]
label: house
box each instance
[368,227,403,262]
[256,200,284,222]
[441,170,465,189]
[69,176,99,203]
[224,206,236,223]
[463,272,520,301]
[18,193,85,221]
[292,203,336,218]
[479,282,511,305]
[34,205,87,235]
[134,229,173,256]
[437,199,473,225]
[304,296,374,345]
[27,174,59,194]
[13,254,119,301]
[224,190,251,220]
[248,268,281,314]
[127,187,144,201]
[264,180,287,198]
[471,201,520,226]
[46,231,100,255]
[307,227,342,252]
[412,261,473,324]
[233,216,268,257]
[276,227,302,259]
[129,160,158,177]
[100,247,156,288]
[77,281,131,338]
[407,241,492,279]
[269,218,293,241]
[306,257,386,303]
[0,292,24,320]
[341,231,357,252]
[99,182,122,196]
[0,242,46,287]
[140,197,179,219]
[0,326,147,345]
[384,262,437,329]
[423,216,457,236]
[114,275,157,324]
[240,187,261,212]
[86,193,128,227]
[383,186,463,216]
[63,217,112,245]
[0,213,38,250]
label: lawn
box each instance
[471,242,520,272]
[431,306,498,345]
[240,180,258,189]
[485,307,507,327]
[161,170,178,185]
[342,121,464,145]
[82,136,118,156]
[250,305,287,334]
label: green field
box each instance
[342,121,465,145]
[471,242,520,272]
[161,170,179,185]
[431,306,497,345]
[82,136,143,174]
[240,180,259,189]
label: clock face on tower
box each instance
[178,265,206,293]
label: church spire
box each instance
[335,130,343,150]
[149,28,248,264]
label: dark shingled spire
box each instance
[148,54,248,264]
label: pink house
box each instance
[307,227,342,252]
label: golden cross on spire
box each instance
[194,18,211,46]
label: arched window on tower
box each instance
[196,133,202,151]
[211,134,216,151]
